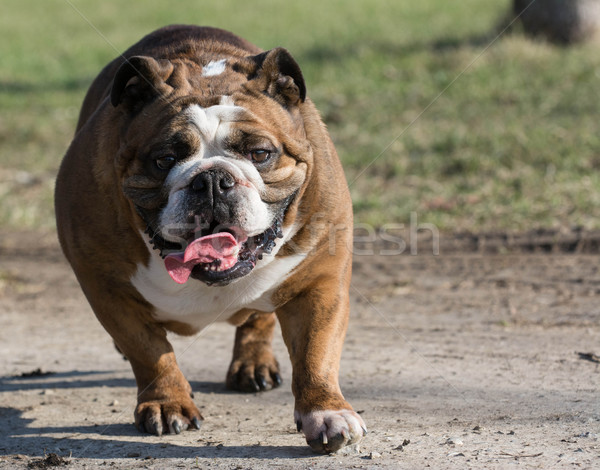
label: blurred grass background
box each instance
[1,0,599,232]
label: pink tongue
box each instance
[164,232,239,284]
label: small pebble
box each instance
[448,451,465,457]
[15,171,37,186]
[109,400,119,406]
[446,437,464,446]
[368,451,381,459]
[338,444,361,455]
[395,439,411,451]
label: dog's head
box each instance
[110,48,312,285]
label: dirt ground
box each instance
[0,230,599,469]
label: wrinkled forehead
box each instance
[181,96,249,142]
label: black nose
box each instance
[192,169,236,196]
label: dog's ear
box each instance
[247,48,306,108]
[111,56,174,109]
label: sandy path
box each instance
[0,231,599,469]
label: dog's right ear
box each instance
[246,48,306,108]
[110,56,174,109]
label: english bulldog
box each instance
[55,24,366,453]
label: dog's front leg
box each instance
[81,281,203,436]
[276,282,366,453]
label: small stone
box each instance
[368,451,382,459]
[109,399,119,406]
[448,451,465,457]
[446,437,464,446]
[395,439,411,451]
[338,444,361,455]
[15,171,37,186]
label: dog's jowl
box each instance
[55,25,366,453]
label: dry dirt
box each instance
[0,230,599,469]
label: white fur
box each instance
[166,155,265,194]
[202,59,227,77]
[165,100,262,193]
[131,101,305,329]
[160,157,271,238]
[185,100,243,143]
[294,409,366,444]
[160,102,272,240]
[131,222,305,331]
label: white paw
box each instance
[295,409,367,453]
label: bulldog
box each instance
[55,24,366,453]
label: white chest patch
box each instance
[202,59,227,77]
[130,224,306,332]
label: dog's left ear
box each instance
[110,56,174,110]
[248,48,306,107]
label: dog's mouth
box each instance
[148,217,283,286]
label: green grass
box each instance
[1,0,599,232]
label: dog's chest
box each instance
[131,246,305,331]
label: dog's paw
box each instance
[226,348,282,392]
[135,393,203,436]
[295,409,367,454]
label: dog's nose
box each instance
[192,169,236,196]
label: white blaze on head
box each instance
[186,98,243,142]
[202,59,227,77]
[164,99,258,192]
[159,100,272,238]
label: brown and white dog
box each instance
[55,25,366,453]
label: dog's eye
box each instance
[248,150,271,164]
[155,156,176,171]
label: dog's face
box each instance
[111,50,312,285]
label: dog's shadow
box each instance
[0,371,310,460]
[0,407,312,460]
[0,369,136,392]
[1,370,237,394]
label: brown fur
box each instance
[55,25,358,452]
[226,312,281,392]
